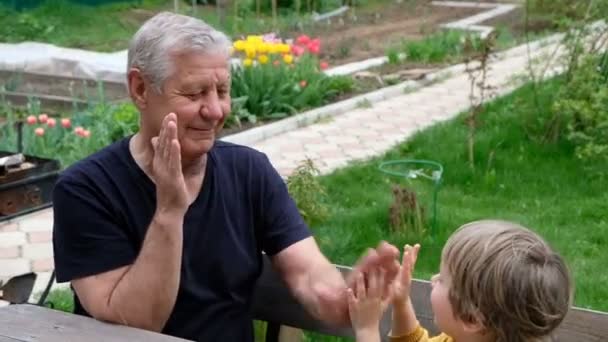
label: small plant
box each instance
[401,30,481,64]
[388,184,426,236]
[356,98,373,109]
[463,31,497,170]
[286,158,329,227]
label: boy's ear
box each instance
[460,312,486,334]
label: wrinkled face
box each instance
[142,50,231,161]
[430,263,460,337]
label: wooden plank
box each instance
[0,305,189,342]
[0,335,22,342]
[252,257,608,341]
[558,307,608,341]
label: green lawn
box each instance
[312,78,608,315]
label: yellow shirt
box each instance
[389,325,453,342]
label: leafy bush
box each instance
[554,53,608,160]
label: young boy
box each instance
[347,220,573,342]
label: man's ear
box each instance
[127,68,148,110]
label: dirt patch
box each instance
[299,2,482,65]
[481,7,557,38]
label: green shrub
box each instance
[286,158,329,227]
[554,53,608,161]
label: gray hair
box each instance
[127,12,232,93]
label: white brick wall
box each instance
[0,232,27,248]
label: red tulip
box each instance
[61,118,71,129]
[74,126,85,136]
[320,61,329,70]
[300,80,307,88]
[26,115,37,125]
[308,43,320,55]
[296,34,311,45]
[47,118,57,128]
[34,127,45,136]
[38,114,48,123]
[82,129,91,138]
[291,45,305,57]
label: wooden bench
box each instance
[1,257,607,341]
[252,257,608,342]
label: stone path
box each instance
[0,32,565,301]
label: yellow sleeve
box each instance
[389,326,453,342]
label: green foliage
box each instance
[230,55,354,123]
[286,158,329,227]
[403,30,476,63]
[40,288,74,313]
[554,54,608,161]
[0,101,140,167]
[526,0,608,22]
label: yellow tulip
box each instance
[245,45,256,59]
[283,54,294,64]
[243,58,253,67]
[267,44,279,54]
[278,44,291,54]
[258,55,269,64]
[257,43,269,54]
[247,35,263,45]
[233,40,246,51]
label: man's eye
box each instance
[185,93,200,100]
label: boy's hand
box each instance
[391,244,420,306]
[347,269,390,342]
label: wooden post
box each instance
[295,0,301,17]
[271,0,277,29]
[233,0,239,35]
[217,0,226,29]
[173,0,179,13]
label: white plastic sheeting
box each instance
[0,42,128,83]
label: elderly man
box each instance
[52,12,398,341]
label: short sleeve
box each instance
[257,154,312,256]
[52,177,137,283]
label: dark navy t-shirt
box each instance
[52,137,311,341]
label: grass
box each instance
[386,27,548,65]
[312,78,608,315]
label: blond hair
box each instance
[442,220,572,342]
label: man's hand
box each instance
[151,113,189,215]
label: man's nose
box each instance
[200,91,223,120]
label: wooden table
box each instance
[0,304,190,342]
